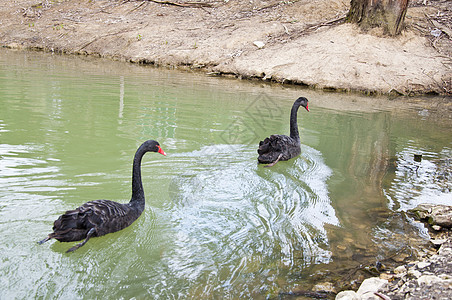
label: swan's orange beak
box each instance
[305,103,309,112]
[157,145,167,156]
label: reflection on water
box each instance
[385,144,451,211]
[0,49,451,298]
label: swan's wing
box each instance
[258,135,301,164]
[258,135,285,163]
[78,200,136,235]
[258,135,287,154]
[50,200,132,242]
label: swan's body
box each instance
[38,140,166,252]
[258,97,309,167]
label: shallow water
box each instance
[0,49,451,299]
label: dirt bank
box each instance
[0,0,451,95]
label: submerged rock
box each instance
[408,204,452,228]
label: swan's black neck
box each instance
[129,144,147,211]
[289,102,301,141]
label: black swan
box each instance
[257,97,309,167]
[38,140,166,252]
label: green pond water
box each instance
[0,49,451,299]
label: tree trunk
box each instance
[347,0,409,35]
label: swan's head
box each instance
[295,97,309,112]
[144,140,167,156]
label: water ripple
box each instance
[153,144,338,297]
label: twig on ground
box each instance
[146,0,214,8]
[304,15,347,32]
[129,1,148,13]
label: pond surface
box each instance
[0,49,451,299]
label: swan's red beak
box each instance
[305,103,309,112]
[157,145,167,156]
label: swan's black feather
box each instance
[39,140,165,252]
[258,134,300,164]
[48,200,139,243]
[257,97,309,166]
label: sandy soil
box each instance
[0,0,451,95]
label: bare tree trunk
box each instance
[347,0,409,35]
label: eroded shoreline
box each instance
[1,0,451,96]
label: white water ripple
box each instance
[157,144,339,297]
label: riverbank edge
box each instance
[336,204,452,300]
[1,42,448,98]
[0,0,450,97]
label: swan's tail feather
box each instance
[38,236,51,245]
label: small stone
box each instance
[313,282,336,293]
[394,265,407,274]
[439,274,452,280]
[7,42,20,49]
[416,261,431,269]
[336,290,360,300]
[344,237,354,243]
[429,254,441,262]
[417,274,443,285]
[357,277,388,296]
[428,204,452,227]
[262,73,272,80]
[392,252,410,263]
[380,273,394,281]
[399,281,415,293]
[408,269,422,278]
[253,41,265,49]
[397,279,405,287]
[430,239,447,247]
[438,244,452,256]
[337,245,347,250]
[430,28,442,37]
[432,225,441,231]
